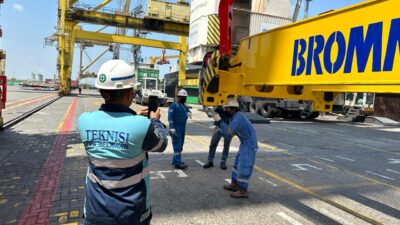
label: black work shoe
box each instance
[203,161,214,168]
[174,163,188,170]
[220,162,227,170]
[230,189,249,198]
[223,182,239,192]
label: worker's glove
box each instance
[187,112,192,119]
[212,113,221,122]
[169,128,176,136]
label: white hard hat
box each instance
[95,59,135,90]
[177,89,188,97]
[223,98,239,108]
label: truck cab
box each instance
[135,77,167,106]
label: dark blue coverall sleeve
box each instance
[141,118,168,152]
[219,114,240,138]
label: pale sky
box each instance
[1,0,364,82]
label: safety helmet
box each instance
[177,89,188,97]
[223,98,239,108]
[95,59,135,90]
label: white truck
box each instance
[135,77,168,106]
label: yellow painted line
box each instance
[186,135,209,146]
[51,212,68,217]
[69,210,80,218]
[347,171,400,191]
[259,157,296,161]
[192,121,285,153]
[61,223,78,225]
[93,101,102,106]
[309,159,338,170]
[57,100,75,131]
[5,94,57,110]
[309,159,400,190]
[5,93,54,107]
[258,142,278,151]
[182,113,400,192]
[308,181,379,191]
[254,165,384,225]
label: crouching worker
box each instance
[78,59,168,225]
[212,98,258,198]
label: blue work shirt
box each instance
[168,102,191,132]
[219,111,258,149]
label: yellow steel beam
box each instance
[81,47,109,73]
[178,36,187,84]
[179,79,198,87]
[57,0,77,95]
[92,0,112,12]
[74,30,186,51]
[95,25,108,33]
[66,8,189,36]
[68,0,79,8]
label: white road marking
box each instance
[314,156,335,162]
[195,160,205,166]
[277,212,304,225]
[302,198,369,225]
[225,179,231,184]
[385,169,400,175]
[333,195,400,225]
[334,155,355,162]
[319,208,354,225]
[388,158,400,164]
[174,170,188,178]
[150,170,188,179]
[258,177,278,187]
[292,164,322,171]
[366,171,395,180]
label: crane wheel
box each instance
[249,101,261,114]
[260,104,275,118]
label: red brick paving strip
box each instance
[18,98,78,225]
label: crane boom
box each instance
[200,0,400,112]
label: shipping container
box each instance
[136,68,160,84]
[164,68,201,104]
[249,12,292,35]
[188,0,292,64]
[190,0,219,22]
[252,0,291,18]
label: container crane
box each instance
[199,0,400,114]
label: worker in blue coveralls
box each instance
[203,106,232,170]
[212,97,258,198]
[78,59,168,225]
[168,89,191,170]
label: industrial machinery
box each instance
[149,49,179,67]
[333,93,375,118]
[54,0,189,95]
[198,0,400,114]
[134,66,167,106]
